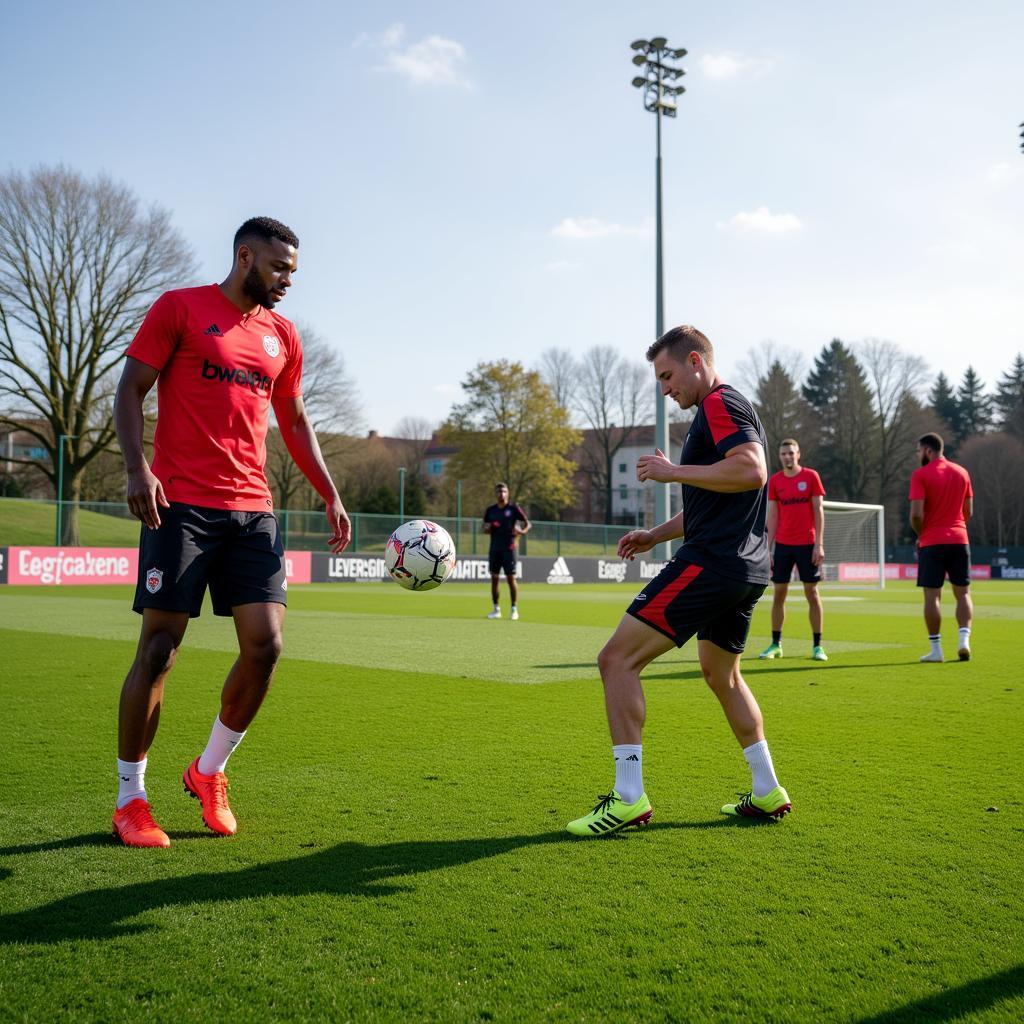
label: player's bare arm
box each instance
[618,511,684,560]
[766,500,779,550]
[271,393,351,554]
[114,356,169,530]
[515,512,532,536]
[909,498,925,537]
[637,441,767,493]
[811,494,825,565]
[963,495,973,523]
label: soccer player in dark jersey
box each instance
[483,482,530,619]
[567,325,791,836]
[909,432,974,663]
[110,217,351,848]
[759,438,828,661]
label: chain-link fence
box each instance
[1,498,646,558]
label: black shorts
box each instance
[489,548,517,575]
[133,503,287,618]
[772,542,821,584]
[917,544,971,588]
[627,557,766,654]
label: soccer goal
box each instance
[820,500,886,588]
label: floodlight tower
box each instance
[631,37,686,558]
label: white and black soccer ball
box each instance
[384,519,457,591]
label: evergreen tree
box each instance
[955,367,993,443]
[928,372,959,431]
[801,340,876,501]
[754,359,813,456]
[994,353,1024,439]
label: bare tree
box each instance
[959,433,1024,546]
[266,320,363,509]
[0,165,193,542]
[734,341,807,397]
[393,416,437,478]
[538,347,578,417]
[859,338,929,507]
[574,346,654,523]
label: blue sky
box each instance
[7,1,1023,433]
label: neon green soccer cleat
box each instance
[811,645,828,661]
[567,790,653,837]
[721,786,792,821]
[758,642,783,660]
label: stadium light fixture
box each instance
[628,35,687,558]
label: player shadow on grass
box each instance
[852,963,1024,1024]
[0,820,726,946]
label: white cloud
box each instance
[550,216,652,241]
[544,260,580,272]
[699,52,775,80]
[717,207,803,234]
[363,22,471,88]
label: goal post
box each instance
[820,500,886,588]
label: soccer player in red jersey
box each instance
[567,326,791,836]
[110,217,351,848]
[909,432,974,663]
[759,438,828,661]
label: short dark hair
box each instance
[646,325,714,365]
[779,438,799,450]
[918,432,944,454]
[495,481,508,490]
[233,216,299,255]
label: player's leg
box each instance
[567,615,671,836]
[761,582,787,658]
[917,546,945,662]
[114,609,189,847]
[804,582,827,660]
[487,557,501,617]
[949,546,973,660]
[699,586,791,820]
[507,569,519,619]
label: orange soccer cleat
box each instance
[112,798,171,848]
[183,758,237,836]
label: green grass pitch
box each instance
[0,580,1022,1022]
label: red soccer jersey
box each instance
[769,468,826,545]
[908,457,973,546]
[126,285,303,511]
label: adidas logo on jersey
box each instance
[204,323,223,335]
[547,557,574,585]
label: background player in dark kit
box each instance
[482,482,530,620]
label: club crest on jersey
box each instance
[798,481,808,491]
[263,334,280,358]
[145,568,163,594]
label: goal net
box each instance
[819,500,886,588]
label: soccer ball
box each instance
[384,519,457,591]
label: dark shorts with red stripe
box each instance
[627,557,766,653]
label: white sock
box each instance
[197,716,246,775]
[116,757,148,809]
[493,603,500,612]
[613,744,644,803]
[743,740,780,798]
[958,627,971,648]
[929,634,942,656]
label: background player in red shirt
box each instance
[567,325,791,837]
[909,432,974,663]
[110,217,351,848]
[483,482,530,620]
[759,438,828,661]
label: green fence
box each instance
[0,498,638,558]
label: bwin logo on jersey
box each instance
[547,557,574,585]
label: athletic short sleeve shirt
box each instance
[126,285,303,511]
[483,503,527,550]
[678,384,770,584]
[769,468,826,545]
[908,458,973,546]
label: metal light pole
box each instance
[55,434,77,545]
[631,37,686,558]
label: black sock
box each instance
[813,632,822,647]
[772,631,781,644]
